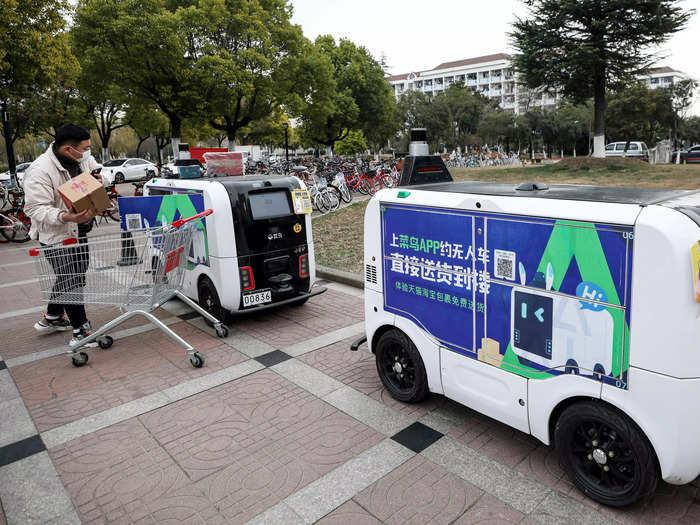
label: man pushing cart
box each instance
[29,209,229,367]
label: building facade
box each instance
[387,54,690,115]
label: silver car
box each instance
[604,141,649,160]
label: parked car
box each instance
[604,141,649,160]
[101,158,157,185]
[0,162,32,185]
[161,158,206,178]
[674,144,700,164]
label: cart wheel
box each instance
[189,352,205,368]
[215,325,229,338]
[98,336,114,349]
[71,352,89,367]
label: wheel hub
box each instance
[592,448,607,465]
[393,362,403,374]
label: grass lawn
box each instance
[314,158,700,275]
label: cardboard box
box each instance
[58,172,111,214]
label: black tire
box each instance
[98,336,114,349]
[146,169,156,178]
[114,172,125,184]
[71,352,89,367]
[375,329,428,403]
[554,401,658,507]
[215,325,229,338]
[197,276,229,326]
[105,196,120,222]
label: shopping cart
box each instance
[29,209,229,368]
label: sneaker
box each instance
[69,322,98,348]
[34,314,72,333]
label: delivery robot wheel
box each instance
[375,328,428,403]
[71,352,89,367]
[98,335,114,350]
[554,400,658,507]
[189,352,205,368]
[215,325,229,338]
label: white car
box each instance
[0,162,32,186]
[604,141,649,160]
[101,158,157,185]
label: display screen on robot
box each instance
[512,290,553,360]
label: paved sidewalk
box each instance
[1,237,699,524]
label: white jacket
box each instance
[23,145,102,245]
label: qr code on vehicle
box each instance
[494,249,516,281]
[125,213,142,231]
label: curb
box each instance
[316,265,364,289]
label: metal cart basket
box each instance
[29,209,228,367]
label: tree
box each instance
[193,0,331,150]
[73,30,130,161]
[127,102,170,163]
[334,129,367,156]
[606,82,674,146]
[299,36,395,153]
[679,116,700,146]
[511,0,693,158]
[0,0,73,171]
[73,0,205,154]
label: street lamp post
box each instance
[282,122,289,174]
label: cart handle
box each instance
[171,209,213,228]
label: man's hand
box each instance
[62,209,95,223]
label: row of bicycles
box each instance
[270,159,402,214]
[445,152,524,169]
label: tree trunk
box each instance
[227,131,237,152]
[592,72,606,158]
[170,117,182,160]
[1,101,17,175]
[101,146,109,162]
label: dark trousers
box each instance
[42,236,89,329]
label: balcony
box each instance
[502,100,515,109]
[466,79,477,86]
[490,89,502,96]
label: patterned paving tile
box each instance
[10,321,245,432]
[235,289,364,348]
[298,338,381,395]
[452,493,525,524]
[448,409,540,468]
[354,455,483,524]
[48,418,225,524]
[143,370,381,484]
[316,500,383,524]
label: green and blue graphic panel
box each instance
[118,194,210,269]
[381,204,633,389]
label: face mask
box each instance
[70,146,92,162]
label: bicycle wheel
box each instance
[324,189,340,211]
[340,184,352,203]
[106,195,120,222]
[314,192,328,213]
[2,208,31,242]
[381,174,395,188]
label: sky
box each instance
[290,0,700,114]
